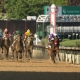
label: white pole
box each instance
[36,37,37,45]
[50,4,58,33]
[34,34,38,45]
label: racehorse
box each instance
[23,36,34,60]
[1,37,10,59]
[11,34,24,60]
[47,36,60,63]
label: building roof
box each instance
[36,15,50,22]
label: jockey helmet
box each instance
[53,33,59,38]
[25,29,32,36]
[26,29,30,34]
[16,30,22,34]
[4,28,8,32]
[49,34,53,37]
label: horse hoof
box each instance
[52,60,56,64]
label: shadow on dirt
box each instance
[0,72,80,80]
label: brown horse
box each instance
[1,37,10,59]
[11,34,24,60]
[23,36,34,60]
[47,36,60,63]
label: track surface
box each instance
[0,59,80,72]
[0,59,80,80]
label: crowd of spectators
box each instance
[56,15,80,22]
[56,0,80,22]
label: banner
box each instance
[62,6,80,15]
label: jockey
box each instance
[23,29,33,47]
[0,28,3,39]
[13,30,22,41]
[16,30,22,35]
[48,33,59,42]
[24,29,32,39]
[3,28,9,39]
[15,30,22,39]
[48,33,60,48]
[11,30,22,47]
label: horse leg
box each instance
[11,50,14,58]
[6,49,9,59]
[58,53,61,61]
[1,39,4,53]
[54,52,56,63]
[1,45,3,53]
[14,50,18,61]
[28,50,32,62]
[47,48,52,60]
[51,51,56,63]
[28,50,31,59]
[23,49,27,60]
[28,48,32,59]
[1,47,3,53]
[56,49,61,61]
[19,51,23,59]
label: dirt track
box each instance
[0,47,80,80]
[0,59,80,80]
[0,59,80,72]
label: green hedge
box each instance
[60,39,80,47]
[41,38,48,46]
[41,38,80,47]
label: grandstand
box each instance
[56,15,80,39]
[43,6,80,39]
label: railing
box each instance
[32,45,49,59]
[59,46,80,65]
[33,45,80,65]
[59,46,80,51]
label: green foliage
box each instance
[0,0,6,12]
[41,38,48,46]
[62,38,69,42]
[75,40,80,47]
[4,0,50,19]
[60,39,80,47]
[0,0,68,19]
[41,38,80,47]
[50,0,68,6]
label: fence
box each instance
[33,45,80,65]
[0,20,36,34]
[32,45,49,59]
[59,46,80,65]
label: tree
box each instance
[4,0,27,19]
[67,0,80,6]
[50,0,68,6]
[4,0,67,19]
[0,0,6,13]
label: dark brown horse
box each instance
[11,34,24,60]
[1,37,10,59]
[47,36,60,63]
[23,36,34,60]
